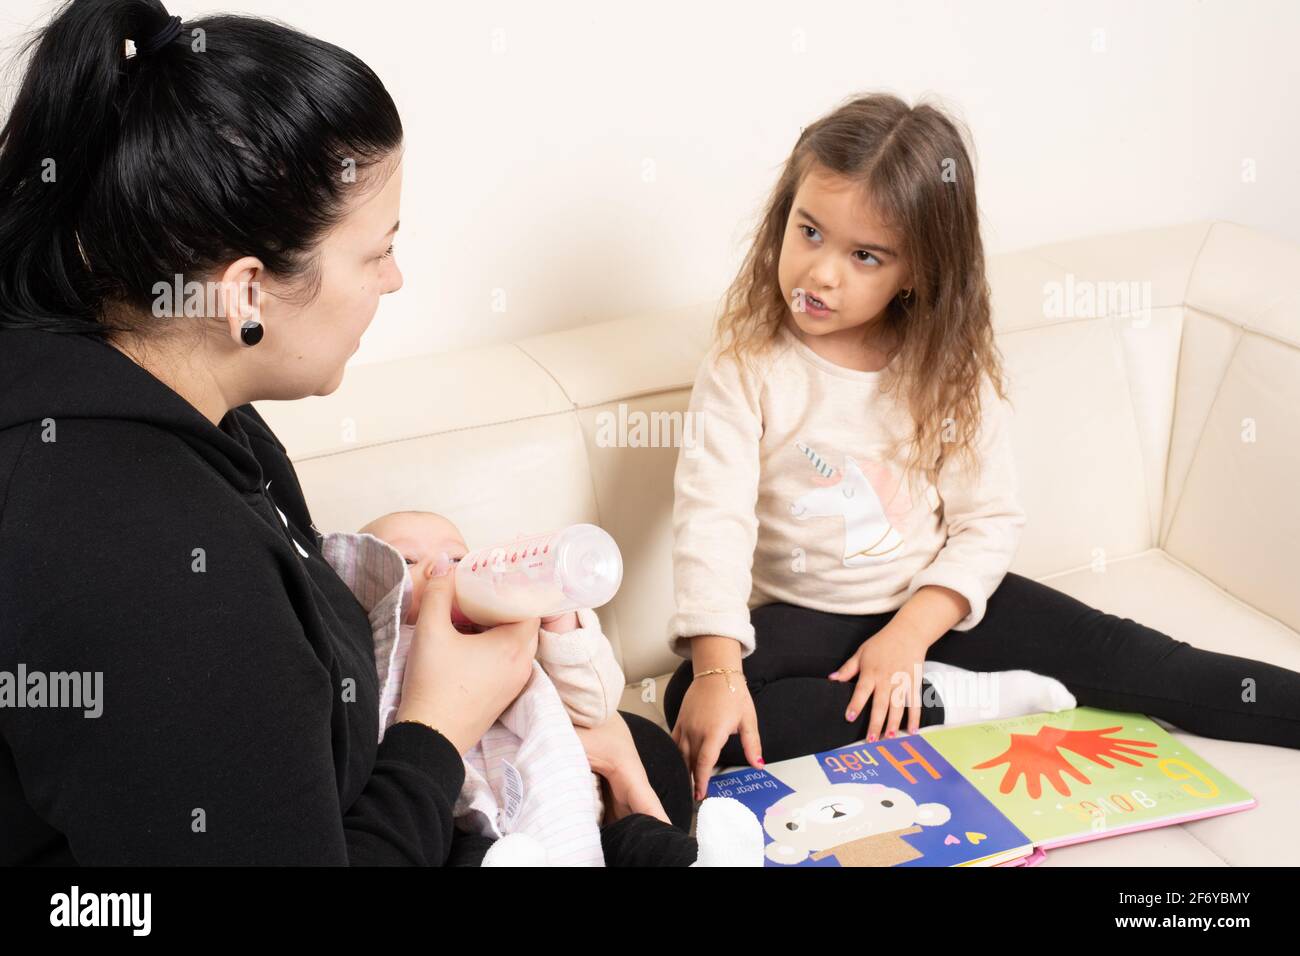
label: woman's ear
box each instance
[216,257,266,340]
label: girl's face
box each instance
[777,164,911,354]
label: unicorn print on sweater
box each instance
[789,440,913,568]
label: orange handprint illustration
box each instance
[971,725,1160,799]
[1054,725,1159,769]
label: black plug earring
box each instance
[240,319,264,347]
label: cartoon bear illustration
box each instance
[762,782,952,866]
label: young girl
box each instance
[665,93,1300,800]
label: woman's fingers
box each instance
[481,617,540,696]
[577,714,673,827]
[414,552,454,627]
[491,615,541,643]
[482,616,541,662]
[622,773,670,824]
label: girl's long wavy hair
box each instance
[715,93,1008,492]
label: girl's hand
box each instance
[395,557,539,754]
[830,618,932,742]
[672,666,763,801]
[573,711,670,826]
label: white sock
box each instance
[922,660,1076,726]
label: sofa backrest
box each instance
[255,219,1300,680]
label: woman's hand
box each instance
[572,711,669,826]
[395,556,539,754]
[829,618,933,741]
[671,636,763,800]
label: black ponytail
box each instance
[0,0,403,339]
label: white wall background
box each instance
[3,0,1298,367]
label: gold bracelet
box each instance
[694,666,742,692]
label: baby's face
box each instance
[360,512,471,628]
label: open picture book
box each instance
[704,707,1257,867]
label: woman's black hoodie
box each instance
[0,328,465,864]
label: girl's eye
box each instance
[379,244,395,260]
[403,557,415,566]
[799,224,821,242]
[853,250,881,266]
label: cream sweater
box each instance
[669,323,1026,658]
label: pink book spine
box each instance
[996,847,1048,867]
[1040,799,1258,851]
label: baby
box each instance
[359,510,629,864]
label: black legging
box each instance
[447,710,699,866]
[665,571,1300,767]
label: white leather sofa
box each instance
[256,220,1300,866]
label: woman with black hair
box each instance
[0,0,700,866]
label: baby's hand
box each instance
[540,611,579,634]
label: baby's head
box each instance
[358,511,472,628]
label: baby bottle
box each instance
[453,523,624,627]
